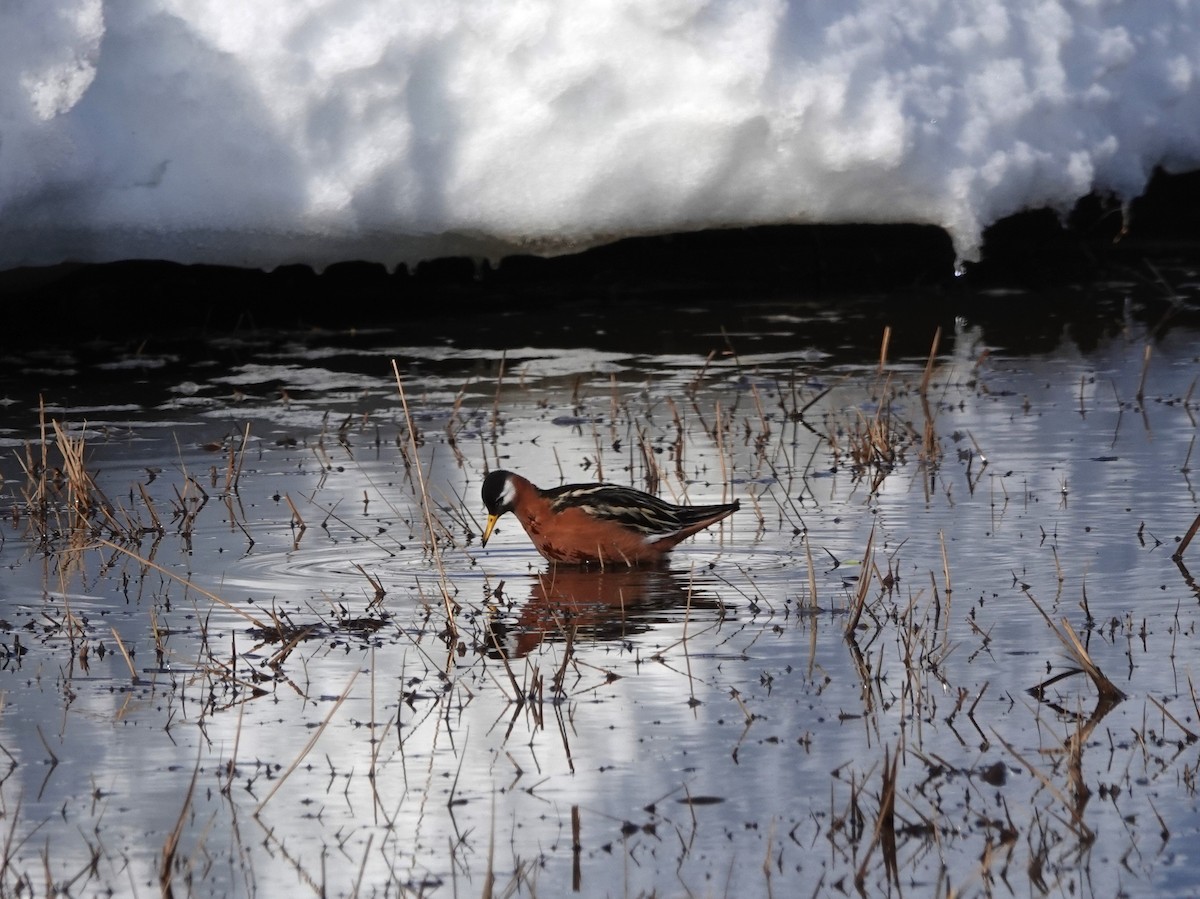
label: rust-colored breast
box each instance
[525,506,661,565]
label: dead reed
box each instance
[392,360,458,643]
[1174,511,1200,561]
[1025,591,1127,703]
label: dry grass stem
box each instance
[1136,343,1152,403]
[1026,592,1127,703]
[283,493,307,530]
[109,627,139,684]
[96,539,269,629]
[844,525,876,636]
[160,756,200,898]
[392,360,457,640]
[1173,511,1200,561]
[919,327,942,395]
[1147,695,1199,743]
[254,668,360,815]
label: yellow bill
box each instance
[481,513,501,546]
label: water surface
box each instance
[0,287,1198,897]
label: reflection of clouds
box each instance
[0,649,253,891]
[827,333,1198,714]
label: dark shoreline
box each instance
[3,168,1200,342]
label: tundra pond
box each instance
[0,287,1198,898]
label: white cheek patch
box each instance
[500,478,517,509]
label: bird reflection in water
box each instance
[486,566,723,658]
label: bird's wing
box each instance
[544,483,726,539]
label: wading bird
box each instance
[480,469,738,565]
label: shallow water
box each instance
[0,286,1198,898]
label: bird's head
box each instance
[480,469,518,546]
